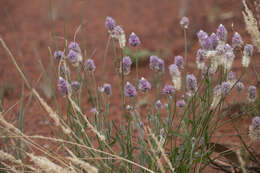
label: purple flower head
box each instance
[224,44,233,52]
[216,24,228,42]
[58,77,72,96]
[243,44,254,57]
[162,84,175,95]
[68,50,78,64]
[120,56,132,75]
[169,64,180,77]
[149,55,159,70]
[174,55,184,69]
[232,32,243,48]
[103,83,112,96]
[90,107,98,114]
[105,16,116,30]
[180,16,189,29]
[176,99,186,108]
[113,25,124,36]
[54,50,64,61]
[221,81,231,96]
[155,100,162,110]
[85,59,96,72]
[251,116,260,128]
[210,33,219,49]
[227,71,236,81]
[69,42,81,53]
[196,49,206,62]
[124,82,137,97]
[224,44,235,60]
[128,32,141,47]
[71,81,80,91]
[235,82,244,92]
[248,85,257,102]
[197,30,208,43]
[186,74,198,93]
[157,58,165,73]
[201,37,213,50]
[149,55,164,73]
[138,77,151,93]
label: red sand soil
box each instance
[0,0,260,172]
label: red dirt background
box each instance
[0,0,259,172]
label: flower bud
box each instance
[128,32,141,47]
[124,82,137,97]
[180,16,189,29]
[105,16,116,31]
[162,84,175,95]
[138,77,151,93]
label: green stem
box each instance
[91,72,100,110]
[183,28,188,99]
[101,36,111,84]
[135,48,139,88]
[121,65,126,118]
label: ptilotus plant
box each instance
[0,2,259,172]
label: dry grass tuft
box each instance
[28,153,73,173]
[243,0,260,52]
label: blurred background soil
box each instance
[0,0,259,172]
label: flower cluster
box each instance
[176,99,186,108]
[242,44,254,67]
[162,84,175,95]
[210,85,222,109]
[129,32,141,47]
[196,24,254,73]
[68,42,83,67]
[100,83,112,96]
[180,16,189,29]
[149,55,165,73]
[248,85,257,102]
[120,56,132,75]
[54,50,64,61]
[169,64,181,90]
[138,77,151,93]
[186,74,198,94]
[174,55,184,69]
[58,77,72,96]
[105,17,141,49]
[249,116,260,141]
[85,59,96,72]
[124,82,136,97]
[54,17,258,116]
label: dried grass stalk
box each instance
[28,153,74,173]
[236,150,247,173]
[69,97,105,141]
[32,89,71,134]
[243,0,260,52]
[147,134,166,173]
[68,157,98,173]
[0,150,22,165]
[148,128,175,173]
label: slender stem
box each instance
[135,48,139,88]
[104,95,109,116]
[121,64,126,117]
[183,28,188,99]
[101,36,111,84]
[91,72,100,110]
[112,39,118,74]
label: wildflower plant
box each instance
[0,2,260,172]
